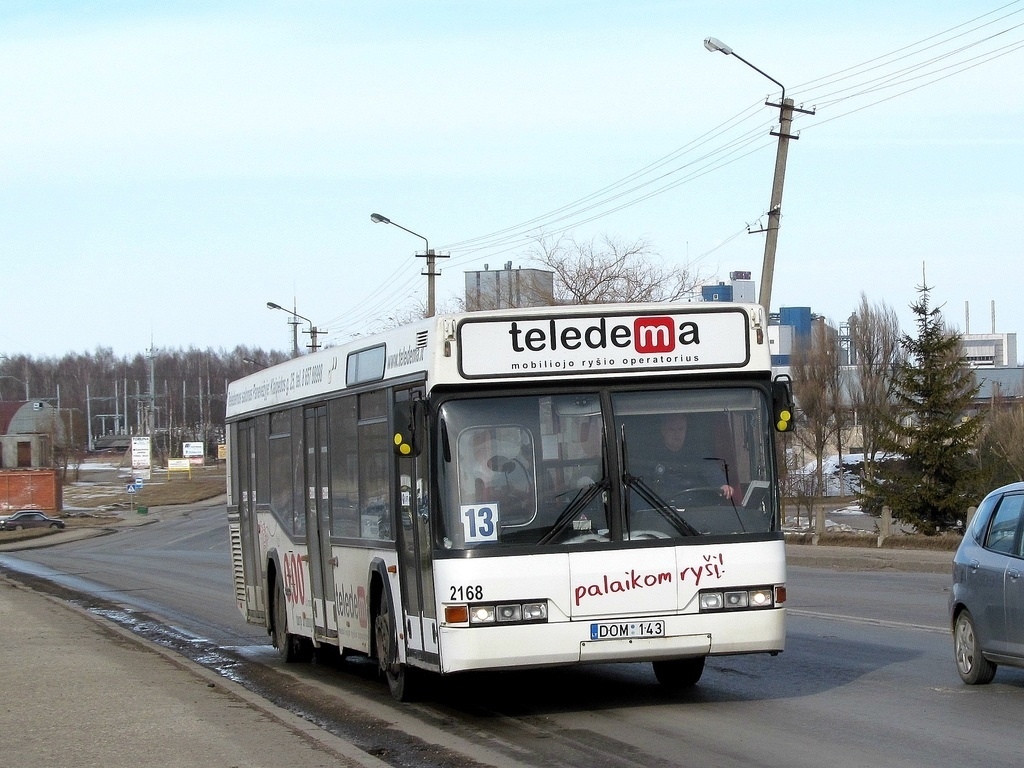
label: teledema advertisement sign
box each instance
[456,308,751,378]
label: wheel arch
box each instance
[265,548,284,634]
[368,557,396,662]
[950,600,970,633]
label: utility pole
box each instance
[371,213,449,317]
[753,97,814,313]
[760,98,793,313]
[288,313,300,357]
[147,347,157,438]
[419,248,450,318]
[267,301,322,356]
[704,38,814,314]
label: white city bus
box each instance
[226,302,794,700]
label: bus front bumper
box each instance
[437,608,785,673]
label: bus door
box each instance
[236,420,265,620]
[304,405,338,642]
[394,388,438,665]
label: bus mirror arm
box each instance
[393,399,425,457]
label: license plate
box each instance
[589,620,665,641]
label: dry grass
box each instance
[0,464,226,544]
[787,531,962,551]
[64,465,226,510]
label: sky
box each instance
[2,1,1022,359]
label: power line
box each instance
[337,3,1024,333]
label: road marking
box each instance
[788,608,947,635]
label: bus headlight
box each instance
[698,586,779,612]
[724,591,749,608]
[447,600,549,626]
[521,602,547,621]
[495,604,522,622]
[700,592,723,610]
[470,605,496,624]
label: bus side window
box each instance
[358,393,392,541]
[328,396,360,538]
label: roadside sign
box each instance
[182,442,204,458]
[126,482,142,494]
[131,436,152,481]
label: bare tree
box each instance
[529,234,707,305]
[976,394,1024,489]
[790,320,843,523]
[828,338,852,497]
[848,293,902,486]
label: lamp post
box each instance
[704,37,813,315]
[267,301,324,356]
[371,213,449,318]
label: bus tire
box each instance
[272,574,313,663]
[375,590,420,701]
[653,656,705,689]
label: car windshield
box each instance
[436,387,777,550]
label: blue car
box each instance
[950,482,1024,684]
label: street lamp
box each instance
[704,37,813,315]
[371,212,449,318]
[267,301,324,356]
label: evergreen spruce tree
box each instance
[864,284,981,534]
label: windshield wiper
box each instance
[622,473,701,537]
[619,424,700,538]
[538,479,608,545]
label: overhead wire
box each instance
[799,38,1024,131]
[442,98,769,252]
[792,0,1024,97]
[334,3,1024,339]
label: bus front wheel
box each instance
[375,591,420,701]
[272,575,312,663]
[653,656,705,689]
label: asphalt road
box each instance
[2,502,1021,768]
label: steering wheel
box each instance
[562,532,611,545]
[628,529,672,540]
[667,485,728,507]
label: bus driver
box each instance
[651,412,734,501]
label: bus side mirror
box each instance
[393,399,423,457]
[771,374,795,433]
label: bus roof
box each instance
[225,302,771,419]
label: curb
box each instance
[0,572,390,768]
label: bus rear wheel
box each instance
[653,656,706,689]
[272,575,312,663]
[375,591,420,701]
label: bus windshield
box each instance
[437,387,777,550]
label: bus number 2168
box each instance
[450,585,484,601]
